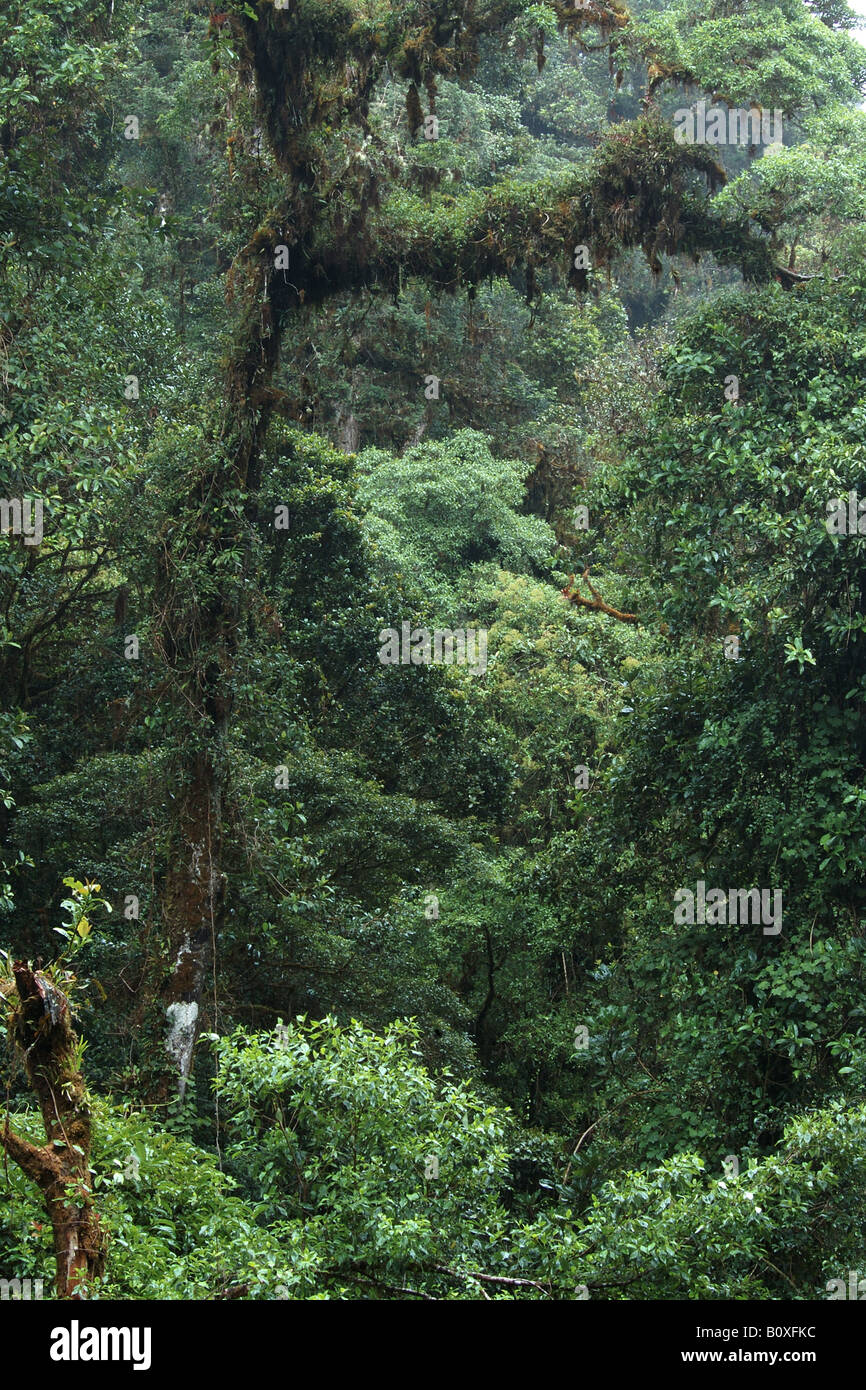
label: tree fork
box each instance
[562,569,638,623]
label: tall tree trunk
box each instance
[335,404,361,453]
[161,752,223,1097]
[0,963,106,1297]
[155,253,279,1093]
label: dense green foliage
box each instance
[1,0,865,1301]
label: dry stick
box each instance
[635,1054,658,1084]
[563,1119,604,1185]
[730,1245,800,1296]
[431,1264,552,1293]
[434,1260,636,1296]
[321,1269,438,1301]
[563,1086,663,1185]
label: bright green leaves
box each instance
[213,1016,523,1294]
[358,428,555,612]
[53,876,112,961]
[784,635,817,671]
[635,0,865,114]
[715,105,866,277]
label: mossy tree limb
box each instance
[0,963,105,1298]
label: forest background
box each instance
[2,0,866,1301]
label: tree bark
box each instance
[335,404,361,453]
[0,963,106,1297]
[160,752,223,1098]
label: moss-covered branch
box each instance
[0,962,105,1297]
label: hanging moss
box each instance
[218,1,776,481]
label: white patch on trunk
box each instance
[173,937,192,970]
[66,1230,79,1284]
[165,1000,199,1098]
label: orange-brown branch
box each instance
[561,569,638,624]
